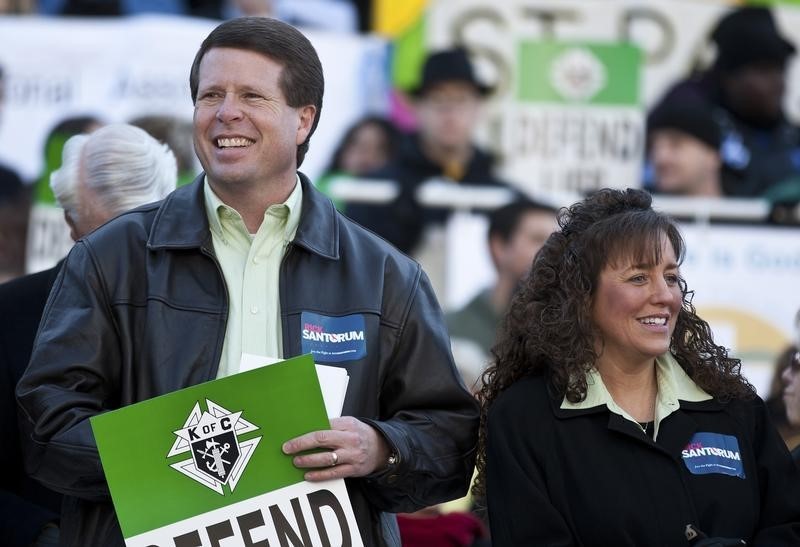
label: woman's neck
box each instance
[596,358,658,422]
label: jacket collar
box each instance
[148,172,339,260]
[553,353,718,420]
[551,354,724,444]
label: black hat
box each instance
[712,6,796,71]
[409,47,492,97]
[648,101,721,150]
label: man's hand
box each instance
[282,416,391,481]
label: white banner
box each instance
[0,15,389,272]
[426,0,800,194]
[502,104,642,194]
[0,15,389,184]
[680,224,800,393]
[127,480,362,547]
[25,204,73,275]
[427,0,800,115]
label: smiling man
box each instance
[16,18,478,547]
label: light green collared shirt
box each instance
[203,176,303,378]
[560,353,712,439]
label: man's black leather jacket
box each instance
[16,174,479,546]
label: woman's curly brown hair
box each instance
[473,188,754,496]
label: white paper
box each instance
[239,353,349,418]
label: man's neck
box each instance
[209,174,296,234]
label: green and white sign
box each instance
[91,354,363,547]
[501,40,644,195]
[517,42,639,105]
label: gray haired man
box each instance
[1,123,176,547]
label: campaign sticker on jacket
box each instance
[681,432,745,479]
[301,311,367,363]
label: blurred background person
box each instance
[347,47,510,255]
[0,123,176,547]
[316,114,401,212]
[434,201,557,547]
[0,64,22,199]
[33,115,103,207]
[39,0,222,19]
[53,124,176,241]
[477,188,800,545]
[221,0,275,17]
[650,5,800,200]
[782,347,800,464]
[646,101,723,197]
[0,63,27,282]
[779,307,800,463]
[23,115,104,276]
[0,1,35,13]
[129,113,197,187]
[769,344,800,450]
[447,199,557,390]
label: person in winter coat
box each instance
[477,188,800,546]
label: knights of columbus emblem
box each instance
[167,399,262,495]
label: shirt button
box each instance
[252,256,259,264]
[250,305,259,314]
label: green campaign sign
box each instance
[501,39,644,195]
[517,41,640,106]
[91,354,363,546]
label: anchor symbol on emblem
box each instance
[189,427,241,485]
[197,440,232,479]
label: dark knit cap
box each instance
[712,6,796,71]
[409,47,492,97]
[648,102,721,150]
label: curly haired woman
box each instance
[477,188,800,546]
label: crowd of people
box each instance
[644,6,800,205]
[0,3,799,547]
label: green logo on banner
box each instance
[517,41,640,105]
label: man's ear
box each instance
[296,105,317,145]
[64,210,79,242]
